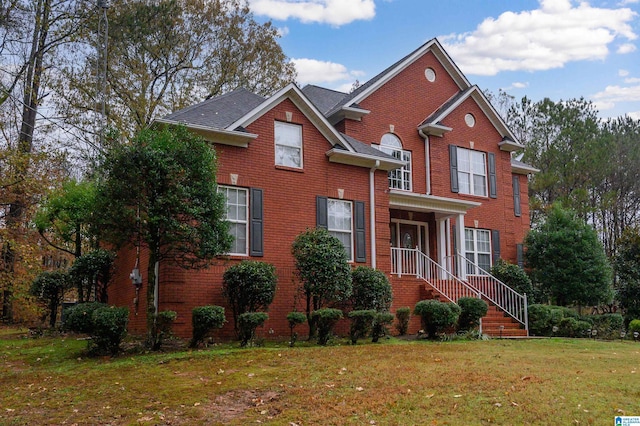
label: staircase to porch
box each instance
[392,247,528,337]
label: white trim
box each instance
[218,185,249,256]
[274,121,303,169]
[425,135,431,195]
[326,148,405,171]
[328,198,354,262]
[153,118,258,148]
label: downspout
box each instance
[419,129,431,195]
[370,160,380,269]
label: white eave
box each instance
[154,118,258,148]
[389,190,481,217]
[326,148,405,171]
[328,106,371,125]
[499,138,525,152]
[418,122,453,138]
[511,161,540,175]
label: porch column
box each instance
[437,218,447,279]
[456,213,466,280]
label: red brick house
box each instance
[109,38,536,338]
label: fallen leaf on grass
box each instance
[453,395,462,398]
[356,387,364,391]
[511,402,519,406]
[494,403,502,408]
[520,376,530,381]
[425,393,434,398]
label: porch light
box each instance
[586,328,591,338]
[552,326,558,334]
[591,329,598,340]
[634,331,639,341]
[620,330,626,341]
[499,325,504,339]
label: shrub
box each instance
[491,259,535,301]
[152,310,177,350]
[348,310,376,344]
[30,270,72,327]
[64,302,107,334]
[350,267,392,311]
[311,308,343,345]
[528,304,583,336]
[190,305,226,348]
[371,312,394,343]
[238,312,269,347]
[457,297,488,332]
[591,313,624,339]
[222,261,277,333]
[395,307,411,336]
[414,300,460,339]
[91,306,129,355]
[287,311,307,347]
[557,317,591,338]
[629,319,640,337]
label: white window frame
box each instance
[376,133,412,191]
[464,228,491,275]
[328,199,353,261]
[274,121,303,169]
[457,147,487,196]
[218,185,249,256]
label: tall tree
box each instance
[94,125,231,346]
[53,0,297,154]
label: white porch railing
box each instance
[451,254,528,331]
[391,247,481,303]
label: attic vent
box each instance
[425,68,436,82]
[465,113,476,128]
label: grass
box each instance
[2,328,640,425]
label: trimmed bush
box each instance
[153,310,177,350]
[528,304,583,336]
[287,311,307,347]
[457,297,488,332]
[629,319,640,337]
[64,302,107,334]
[591,313,624,339]
[238,312,269,347]
[190,305,226,348]
[311,308,343,345]
[395,307,411,336]
[557,317,591,338]
[371,312,394,343]
[414,300,460,339]
[490,259,535,301]
[350,267,393,311]
[91,306,129,355]
[222,261,277,333]
[348,310,377,344]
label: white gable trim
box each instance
[226,83,354,152]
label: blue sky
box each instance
[248,0,640,120]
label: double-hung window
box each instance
[464,228,491,274]
[275,121,302,168]
[376,133,411,191]
[328,199,353,261]
[457,147,487,196]
[218,186,248,255]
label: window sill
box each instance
[275,165,304,173]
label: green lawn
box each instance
[1,328,639,425]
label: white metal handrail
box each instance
[452,253,528,330]
[391,247,481,303]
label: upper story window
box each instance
[274,121,302,168]
[457,147,487,196]
[218,185,248,256]
[465,228,491,274]
[328,199,353,261]
[377,133,411,191]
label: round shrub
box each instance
[527,304,552,336]
[91,306,129,355]
[457,297,488,331]
[414,300,460,339]
[372,312,394,343]
[350,266,393,311]
[238,312,269,347]
[64,302,107,334]
[311,308,343,345]
[628,319,640,337]
[557,317,591,338]
[222,261,277,332]
[190,305,226,348]
[395,307,411,336]
[348,310,377,344]
[490,259,534,300]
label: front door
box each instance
[399,223,418,250]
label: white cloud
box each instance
[277,26,289,37]
[511,82,529,89]
[617,43,637,53]
[248,0,375,26]
[627,111,640,120]
[440,0,638,76]
[292,58,364,86]
[625,77,640,83]
[619,69,630,76]
[592,84,640,110]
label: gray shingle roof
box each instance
[340,133,397,161]
[301,85,349,116]
[163,88,265,129]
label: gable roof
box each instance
[301,85,348,116]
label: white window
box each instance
[219,186,248,255]
[274,121,302,168]
[464,228,491,274]
[457,147,487,196]
[328,199,353,261]
[377,133,412,191]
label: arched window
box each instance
[378,133,412,191]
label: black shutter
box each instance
[449,145,459,193]
[488,152,497,199]
[354,201,366,263]
[250,188,264,257]
[512,175,521,217]
[492,229,501,264]
[316,196,328,229]
[517,244,524,268]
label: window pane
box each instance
[471,151,485,175]
[457,148,470,172]
[328,199,352,260]
[458,171,471,194]
[219,186,248,255]
[473,174,487,196]
[275,122,302,167]
[478,254,491,273]
[276,145,301,167]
